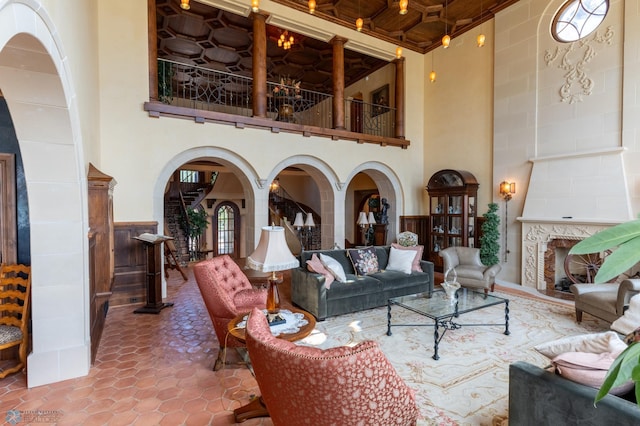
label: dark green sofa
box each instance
[509,361,640,425]
[291,246,434,321]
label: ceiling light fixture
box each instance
[308,0,316,14]
[251,0,260,13]
[442,0,450,48]
[477,0,486,47]
[180,0,190,10]
[356,0,363,32]
[278,30,295,50]
[395,47,403,59]
[399,0,409,15]
[429,52,436,83]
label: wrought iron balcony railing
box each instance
[157,59,396,138]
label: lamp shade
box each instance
[367,212,376,225]
[293,212,305,228]
[304,213,316,228]
[247,226,299,273]
[357,211,369,226]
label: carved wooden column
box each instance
[332,36,347,130]
[394,57,405,139]
[148,0,158,102]
[252,13,268,118]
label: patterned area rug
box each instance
[299,289,610,426]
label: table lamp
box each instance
[247,226,299,318]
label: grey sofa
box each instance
[291,246,434,320]
[509,361,640,425]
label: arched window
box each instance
[552,0,609,42]
[214,202,240,258]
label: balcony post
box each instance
[394,57,405,139]
[331,36,347,130]
[148,0,158,102]
[252,13,268,118]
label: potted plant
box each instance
[479,203,500,266]
[181,207,209,259]
[569,218,640,405]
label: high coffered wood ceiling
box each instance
[156,0,521,93]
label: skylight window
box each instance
[552,0,609,42]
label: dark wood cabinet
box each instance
[426,170,478,271]
[87,163,116,363]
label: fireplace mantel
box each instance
[517,217,622,290]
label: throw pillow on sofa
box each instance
[391,243,424,272]
[347,247,380,276]
[534,331,628,359]
[319,253,347,283]
[386,246,416,274]
[306,253,335,289]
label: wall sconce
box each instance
[206,199,216,209]
[499,181,515,201]
[251,0,260,13]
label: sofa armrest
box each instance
[291,267,329,320]
[509,361,640,425]
[419,260,435,292]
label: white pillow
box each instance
[611,294,640,335]
[534,331,628,359]
[319,253,347,283]
[386,246,416,274]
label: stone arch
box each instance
[345,162,404,245]
[0,2,90,386]
[267,155,340,249]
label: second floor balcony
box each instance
[145,59,409,149]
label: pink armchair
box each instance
[193,255,267,370]
[245,307,419,426]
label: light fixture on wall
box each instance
[356,0,363,32]
[308,0,316,14]
[180,0,190,10]
[477,0,486,47]
[442,0,450,48]
[499,181,516,262]
[395,47,403,59]
[399,0,409,15]
[499,181,515,201]
[251,0,260,13]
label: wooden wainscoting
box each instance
[112,222,157,307]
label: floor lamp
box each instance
[499,181,516,263]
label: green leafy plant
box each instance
[183,207,209,239]
[479,203,500,266]
[595,342,640,406]
[569,218,640,283]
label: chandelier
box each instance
[278,30,295,50]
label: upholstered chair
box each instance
[245,307,419,426]
[439,246,501,294]
[570,279,640,324]
[193,255,267,370]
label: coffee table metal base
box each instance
[386,290,510,360]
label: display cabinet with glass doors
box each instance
[426,169,479,271]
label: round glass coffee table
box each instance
[228,307,316,423]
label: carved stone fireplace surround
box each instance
[519,218,621,290]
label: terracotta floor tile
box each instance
[0,267,278,426]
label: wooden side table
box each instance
[228,308,316,422]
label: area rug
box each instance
[299,290,610,426]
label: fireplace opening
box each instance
[544,238,581,294]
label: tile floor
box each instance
[0,266,274,426]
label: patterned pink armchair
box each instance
[193,255,267,370]
[245,307,419,426]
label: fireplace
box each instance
[519,219,618,290]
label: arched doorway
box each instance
[213,201,240,258]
